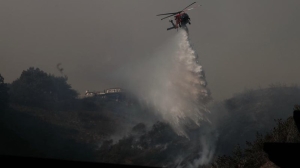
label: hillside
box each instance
[1,69,300,167]
[209,85,300,156]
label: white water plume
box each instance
[111,29,211,137]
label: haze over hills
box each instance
[1,67,300,167]
[1,25,300,168]
[1,1,300,168]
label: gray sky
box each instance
[1,0,300,101]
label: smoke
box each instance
[192,134,217,167]
[111,29,211,137]
[174,127,218,168]
[56,63,68,79]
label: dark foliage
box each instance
[212,85,300,155]
[0,107,97,161]
[210,115,300,168]
[132,123,147,135]
[9,67,78,108]
[96,121,214,167]
[0,74,9,111]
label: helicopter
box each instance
[157,2,201,31]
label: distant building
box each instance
[104,88,123,94]
[85,90,96,97]
[84,87,126,101]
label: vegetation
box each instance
[211,85,300,156]
[2,67,300,168]
[96,121,193,167]
[9,67,78,108]
[210,116,300,168]
[0,74,9,111]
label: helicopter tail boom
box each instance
[167,20,177,31]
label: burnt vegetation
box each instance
[1,67,300,167]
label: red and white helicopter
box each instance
[157,2,201,31]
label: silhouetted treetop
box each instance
[0,74,9,111]
[9,67,78,107]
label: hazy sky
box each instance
[1,0,300,101]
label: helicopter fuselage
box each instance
[157,2,196,31]
[168,12,190,30]
[176,13,190,27]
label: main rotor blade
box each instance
[183,5,201,12]
[161,14,176,20]
[157,2,196,20]
[157,12,178,16]
[182,2,196,12]
[157,13,175,16]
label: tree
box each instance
[9,67,78,108]
[0,74,9,111]
[211,115,300,168]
